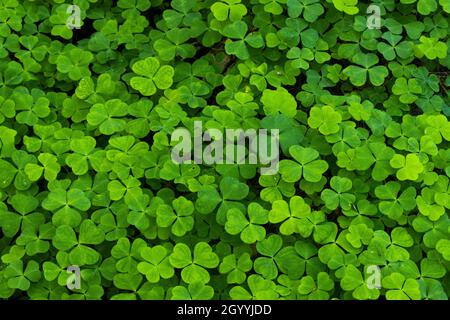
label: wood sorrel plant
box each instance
[0,0,448,300]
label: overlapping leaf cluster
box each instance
[0,0,449,300]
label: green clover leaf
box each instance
[169,242,219,284]
[390,153,424,181]
[156,196,195,237]
[375,182,416,220]
[130,57,174,96]
[343,53,389,86]
[308,105,342,135]
[382,273,421,300]
[320,176,356,211]
[138,245,174,282]
[211,0,247,22]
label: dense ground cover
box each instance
[0,0,449,300]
